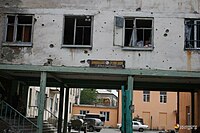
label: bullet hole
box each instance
[138,53,141,56]
[34,18,37,22]
[42,24,44,26]
[112,50,115,52]
[49,44,54,48]
[162,60,164,62]
[101,27,104,28]
[113,11,116,12]
[80,60,86,63]
[84,50,88,54]
[44,59,53,66]
[146,65,149,68]
[156,29,158,31]
[53,20,55,22]
[174,43,176,44]
[88,54,90,56]
[151,12,153,14]
[128,55,130,57]
[165,29,169,33]
[104,22,106,24]
[85,9,88,10]
[169,67,172,69]
[5,3,9,6]
[49,55,51,57]
[164,33,168,37]
[170,23,171,24]
[136,7,141,11]
[179,35,181,38]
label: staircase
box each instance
[0,100,57,133]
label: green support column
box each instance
[121,85,126,133]
[121,76,133,133]
[127,76,133,133]
[37,72,47,133]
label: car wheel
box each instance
[96,129,101,132]
[139,128,144,132]
[88,126,94,132]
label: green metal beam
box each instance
[121,76,133,133]
[126,76,133,133]
[0,64,200,78]
[37,72,47,133]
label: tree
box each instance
[80,88,97,105]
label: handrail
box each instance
[44,108,57,119]
[0,100,38,132]
[29,105,58,127]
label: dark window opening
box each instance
[5,15,33,44]
[63,16,92,46]
[124,18,153,48]
[185,19,200,49]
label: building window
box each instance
[114,17,153,50]
[54,97,58,112]
[160,91,167,103]
[35,91,39,106]
[186,106,190,125]
[69,102,72,113]
[185,19,200,50]
[100,111,110,121]
[63,16,92,47]
[80,110,89,115]
[4,14,33,46]
[143,90,150,102]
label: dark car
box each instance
[83,118,103,132]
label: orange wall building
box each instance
[118,90,177,130]
[72,90,177,130]
[72,105,118,128]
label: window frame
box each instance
[160,91,167,103]
[62,15,93,48]
[143,90,150,102]
[100,111,110,121]
[185,19,200,50]
[3,14,34,47]
[114,16,154,51]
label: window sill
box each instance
[2,42,32,47]
[122,47,153,51]
[184,48,200,50]
[62,45,92,48]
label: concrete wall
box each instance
[0,0,200,71]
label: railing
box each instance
[44,108,58,127]
[0,100,38,133]
[29,106,58,127]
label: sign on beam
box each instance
[88,60,125,69]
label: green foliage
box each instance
[80,88,97,105]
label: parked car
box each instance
[117,121,149,132]
[84,118,103,132]
[71,118,103,132]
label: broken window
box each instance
[125,18,153,48]
[63,16,92,47]
[185,19,200,49]
[114,17,153,49]
[5,15,33,45]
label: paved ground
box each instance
[70,128,161,133]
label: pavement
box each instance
[69,128,163,133]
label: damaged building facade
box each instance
[0,0,200,133]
